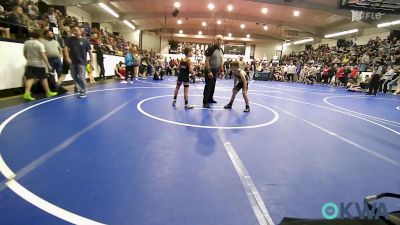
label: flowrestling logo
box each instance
[322,202,388,220]
[351,10,384,22]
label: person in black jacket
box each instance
[203,35,224,108]
[93,42,105,80]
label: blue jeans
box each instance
[48,57,62,76]
[70,64,86,94]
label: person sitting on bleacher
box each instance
[348,66,359,84]
[6,6,28,38]
[273,66,285,82]
[2,0,19,12]
[305,72,316,85]
[299,65,309,83]
[381,66,395,93]
[47,7,58,28]
[387,67,399,95]
[27,1,39,20]
[37,13,49,30]
[0,5,10,38]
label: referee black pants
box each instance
[203,69,218,104]
[98,59,105,79]
[368,74,381,95]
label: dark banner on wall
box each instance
[224,44,246,55]
[168,40,212,55]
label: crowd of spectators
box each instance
[115,35,400,96]
[245,36,400,95]
[1,0,400,97]
[0,0,132,56]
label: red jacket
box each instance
[335,67,345,78]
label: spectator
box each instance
[26,12,39,31]
[321,65,330,84]
[37,13,49,30]
[27,1,39,19]
[47,7,57,27]
[122,46,135,84]
[7,6,25,26]
[114,63,123,79]
[2,0,19,12]
[238,56,246,70]
[348,66,360,87]
[388,67,399,94]
[381,66,395,93]
[153,54,164,80]
[64,25,93,98]
[7,6,29,38]
[360,52,370,72]
[41,29,66,93]
[22,30,57,101]
[287,62,295,82]
[0,5,10,38]
[140,53,151,78]
[93,36,105,80]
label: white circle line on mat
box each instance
[137,95,279,129]
[0,86,180,225]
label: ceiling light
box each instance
[246,34,250,38]
[177,19,182,24]
[377,20,400,28]
[294,38,314,45]
[123,20,135,30]
[228,33,232,37]
[293,10,300,16]
[324,29,358,38]
[198,31,203,35]
[202,21,207,27]
[261,8,268,14]
[208,3,215,10]
[227,4,233,12]
[217,20,222,25]
[174,2,180,8]
[99,3,119,18]
[240,24,245,29]
[263,25,268,30]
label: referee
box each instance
[203,35,224,108]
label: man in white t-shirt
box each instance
[238,56,246,70]
[286,62,296,82]
[23,30,58,101]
